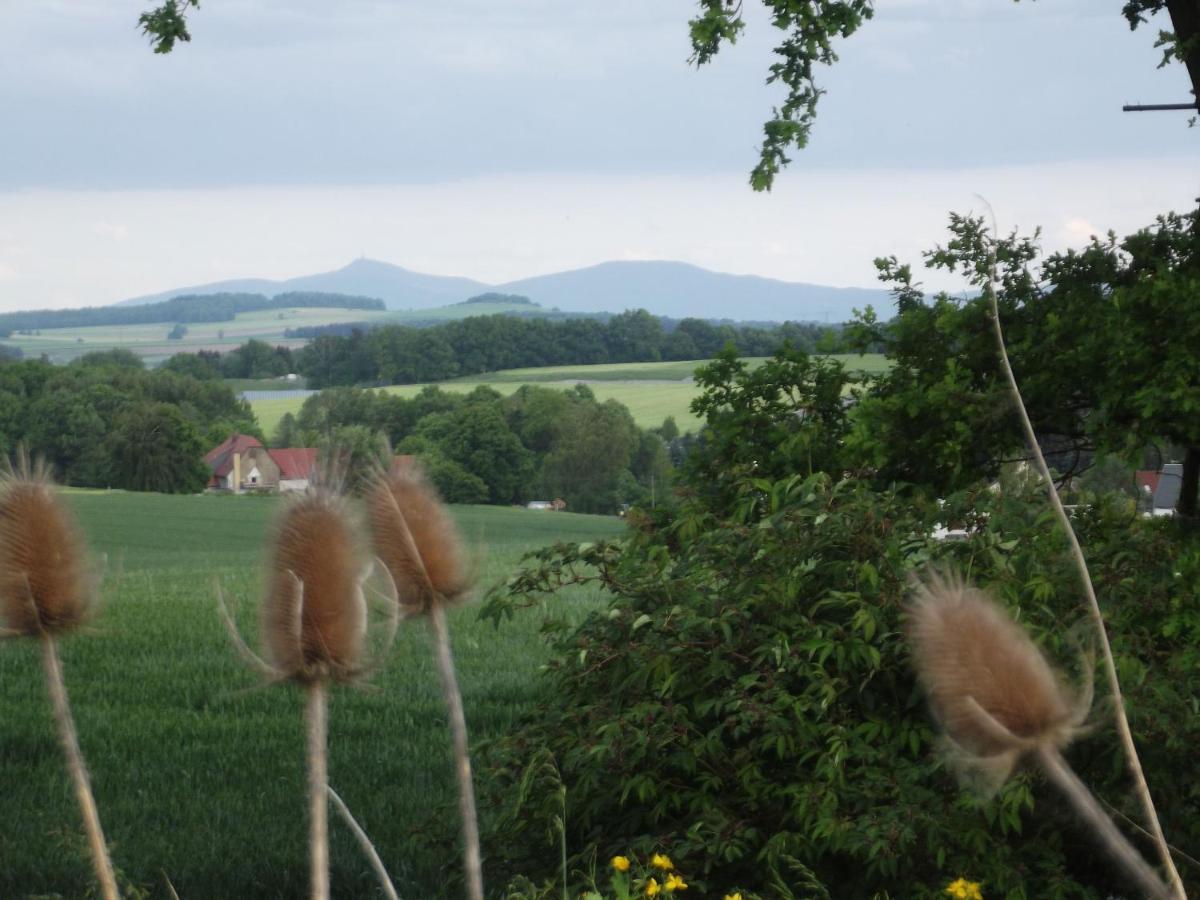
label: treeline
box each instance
[288,310,844,388]
[274,384,675,513]
[0,349,258,493]
[0,290,385,337]
[162,341,297,380]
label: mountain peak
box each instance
[116,258,891,322]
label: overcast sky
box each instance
[1,0,1197,310]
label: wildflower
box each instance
[665,872,688,891]
[645,877,661,896]
[945,878,983,900]
[651,853,674,871]
[724,895,743,900]
[612,855,631,872]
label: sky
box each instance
[0,0,1197,310]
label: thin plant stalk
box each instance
[980,207,1187,898]
[1036,746,1171,900]
[328,786,400,900]
[41,633,119,900]
[558,787,568,900]
[308,682,330,900]
[429,603,483,900]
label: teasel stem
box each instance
[307,682,330,900]
[1036,746,1171,899]
[41,632,119,900]
[429,603,483,900]
[979,200,1186,898]
[327,786,400,900]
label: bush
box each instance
[476,475,1200,898]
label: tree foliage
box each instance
[291,311,838,390]
[476,374,1200,899]
[847,208,1200,513]
[0,354,257,491]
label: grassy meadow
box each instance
[0,490,624,898]
[248,354,889,438]
[0,301,553,365]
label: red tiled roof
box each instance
[1136,470,1161,494]
[204,433,263,465]
[269,448,318,481]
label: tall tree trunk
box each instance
[1167,0,1200,102]
[1179,446,1200,517]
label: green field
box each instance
[0,491,625,898]
[0,301,558,365]
[249,354,889,438]
[461,354,889,384]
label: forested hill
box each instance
[0,291,384,338]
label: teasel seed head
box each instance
[262,487,367,683]
[908,572,1089,782]
[0,454,94,636]
[366,464,470,616]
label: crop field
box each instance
[0,307,391,365]
[464,353,889,384]
[0,490,625,898]
[0,302,577,365]
[248,354,889,439]
[251,380,705,437]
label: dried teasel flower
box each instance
[365,464,470,615]
[0,455,95,636]
[217,480,399,900]
[365,461,482,900]
[0,453,117,900]
[909,572,1172,900]
[908,572,1087,773]
[261,487,368,683]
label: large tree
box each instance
[138,2,1198,190]
[847,209,1200,513]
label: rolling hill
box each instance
[117,258,893,324]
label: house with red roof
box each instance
[204,434,318,494]
[205,434,278,492]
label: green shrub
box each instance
[477,476,1199,898]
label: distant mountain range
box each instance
[118,258,892,324]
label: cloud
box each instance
[1061,217,1103,244]
[0,156,1195,312]
[92,222,129,241]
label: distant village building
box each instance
[1142,463,1182,517]
[270,448,319,493]
[526,499,567,511]
[204,434,318,494]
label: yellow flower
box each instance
[612,856,631,872]
[665,872,688,891]
[646,877,661,897]
[945,878,983,900]
[651,853,674,871]
[724,895,743,900]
